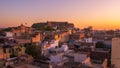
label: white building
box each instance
[84,38,93,43]
[41,40,59,56]
[5,32,13,38]
[111,38,120,68]
[58,44,68,52]
[50,40,59,48]
[74,53,88,63]
[50,53,68,65]
[41,39,59,50]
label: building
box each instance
[5,32,14,38]
[0,45,26,60]
[12,24,33,38]
[74,52,88,63]
[50,53,68,65]
[90,51,109,64]
[31,33,43,45]
[111,38,120,68]
[93,30,106,40]
[59,31,69,43]
[0,46,10,59]
[47,21,74,29]
[41,39,59,50]
[70,34,81,40]
[84,38,93,43]
[58,44,68,52]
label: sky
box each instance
[0,0,120,30]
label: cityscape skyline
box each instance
[0,0,120,30]
[0,1,120,67]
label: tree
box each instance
[31,23,54,31]
[44,26,55,31]
[2,27,13,32]
[95,41,105,48]
[26,45,42,59]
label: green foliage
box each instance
[26,45,42,59]
[32,23,46,30]
[58,42,62,48]
[58,45,62,48]
[95,42,105,48]
[1,27,12,32]
[10,54,17,58]
[32,23,46,27]
[44,26,55,31]
[31,23,54,31]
